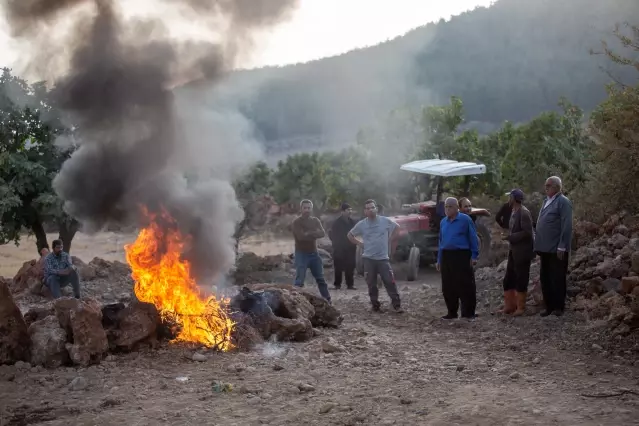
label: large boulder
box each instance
[111,302,160,351]
[54,297,108,366]
[0,280,30,364]
[231,284,343,343]
[28,315,69,368]
[12,257,46,294]
[248,283,343,328]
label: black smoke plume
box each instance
[2,0,298,281]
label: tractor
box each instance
[355,159,492,281]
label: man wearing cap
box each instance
[329,203,357,290]
[437,197,479,320]
[535,176,573,317]
[498,189,534,316]
[495,197,512,231]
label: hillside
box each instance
[186,0,639,156]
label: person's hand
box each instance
[471,259,477,267]
[557,250,565,260]
[436,263,440,272]
[58,268,71,276]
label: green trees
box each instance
[585,23,639,217]
[0,69,78,254]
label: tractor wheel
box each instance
[356,245,364,276]
[475,220,492,265]
[406,246,420,282]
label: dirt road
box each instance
[1,270,639,425]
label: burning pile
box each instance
[125,208,234,351]
[1,0,302,354]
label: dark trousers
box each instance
[503,251,532,293]
[45,270,81,299]
[440,249,476,317]
[363,258,400,308]
[333,248,355,288]
[538,251,569,312]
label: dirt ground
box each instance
[1,236,639,425]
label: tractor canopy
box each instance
[400,159,486,177]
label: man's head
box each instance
[340,202,352,217]
[52,239,63,255]
[300,199,313,217]
[508,189,525,207]
[544,176,562,197]
[444,197,459,218]
[363,199,378,219]
[459,197,472,215]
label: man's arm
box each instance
[508,211,533,244]
[437,219,443,265]
[558,197,573,252]
[347,221,363,246]
[292,219,312,241]
[44,255,65,277]
[467,217,479,261]
[495,204,506,228]
[307,218,325,239]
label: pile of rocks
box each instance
[0,257,343,368]
[568,214,639,336]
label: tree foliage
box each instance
[0,68,77,254]
[584,23,639,218]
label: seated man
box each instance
[44,239,81,299]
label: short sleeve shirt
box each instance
[349,216,398,260]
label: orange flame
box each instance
[124,207,235,351]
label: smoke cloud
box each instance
[2,0,298,281]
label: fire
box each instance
[124,208,235,351]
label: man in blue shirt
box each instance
[436,197,479,320]
[44,239,81,299]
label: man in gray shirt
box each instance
[348,199,403,313]
[535,176,573,317]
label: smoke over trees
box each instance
[1,0,298,280]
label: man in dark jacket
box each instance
[498,189,534,316]
[535,176,573,317]
[329,203,357,289]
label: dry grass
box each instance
[0,232,136,278]
[0,231,295,279]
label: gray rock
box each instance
[191,353,207,362]
[298,383,315,392]
[69,376,88,391]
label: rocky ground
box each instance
[1,259,639,426]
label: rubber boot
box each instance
[496,290,516,314]
[512,292,527,316]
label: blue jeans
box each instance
[45,270,81,299]
[294,251,330,301]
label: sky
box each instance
[0,0,493,71]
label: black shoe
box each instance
[333,285,341,290]
[441,314,457,320]
[372,303,381,312]
[393,306,404,314]
[552,309,564,317]
[347,286,357,290]
[461,314,477,320]
[540,310,552,317]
